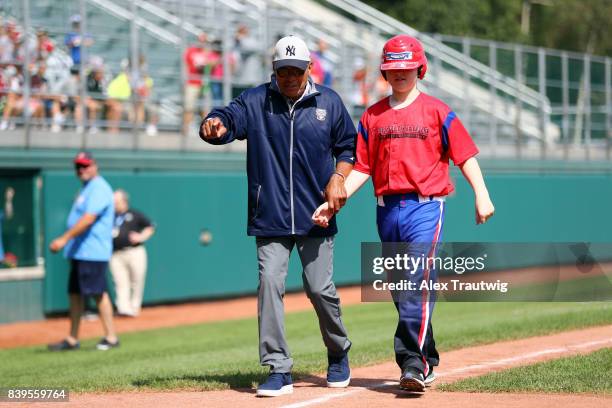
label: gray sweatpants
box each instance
[256,235,351,373]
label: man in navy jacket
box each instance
[201,35,355,397]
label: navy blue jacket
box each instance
[201,78,356,237]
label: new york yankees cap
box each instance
[273,35,310,71]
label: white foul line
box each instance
[279,337,612,408]
[279,382,395,408]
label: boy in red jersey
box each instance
[313,34,495,392]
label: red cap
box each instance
[73,151,94,166]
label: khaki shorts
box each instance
[184,84,201,112]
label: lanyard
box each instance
[115,213,127,228]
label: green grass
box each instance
[441,275,612,302]
[1,301,611,392]
[442,275,612,302]
[440,348,612,394]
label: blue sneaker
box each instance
[256,373,293,397]
[327,352,351,388]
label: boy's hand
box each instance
[312,202,334,228]
[475,195,495,224]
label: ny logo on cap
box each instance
[286,45,296,56]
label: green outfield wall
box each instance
[0,279,43,323]
[0,149,611,319]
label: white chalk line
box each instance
[279,337,612,408]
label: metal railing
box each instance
[433,34,611,160]
[0,0,608,160]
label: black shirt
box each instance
[112,209,153,251]
[86,71,105,98]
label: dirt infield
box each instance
[0,286,363,349]
[2,260,608,349]
[0,263,612,349]
[10,324,612,408]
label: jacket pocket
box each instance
[251,184,262,221]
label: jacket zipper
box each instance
[289,110,295,234]
[272,83,318,235]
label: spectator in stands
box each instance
[5,19,20,45]
[0,23,15,64]
[309,48,325,85]
[352,57,369,107]
[2,19,21,63]
[64,14,93,66]
[84,59,107,134]
[209,39,226,108]
[48,151,119,351]
[232,24,262,85]
[110,189,155,317]
[46,47,74,131]
[18,28,55,65]
[132,55,158,136]
[183,32,214,134]
[373,73,391,101]
[0,65,44,131]
[30,62,53,126]
[313,39,334,87]
[45,45,73,87]
[0,65,22,128]
[34,29,55,62]
[6,24,24,66]
[0,67,6,95]
[106,60,132,133]
[51,66,83,133]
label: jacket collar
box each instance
[269,74,319,104]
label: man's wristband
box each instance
[333,172,346,182]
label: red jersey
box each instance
[184,46,212,86]
[354,93,478,197]
[309,52,324,84]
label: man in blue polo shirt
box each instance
[48,151,119,351]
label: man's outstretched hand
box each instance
[201,117,227,139]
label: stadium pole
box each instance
[23,0,32,148]
[79,0,88,150]
[130,0,139,149]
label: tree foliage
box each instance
[530,0,612,55]
[361,0,611,55]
